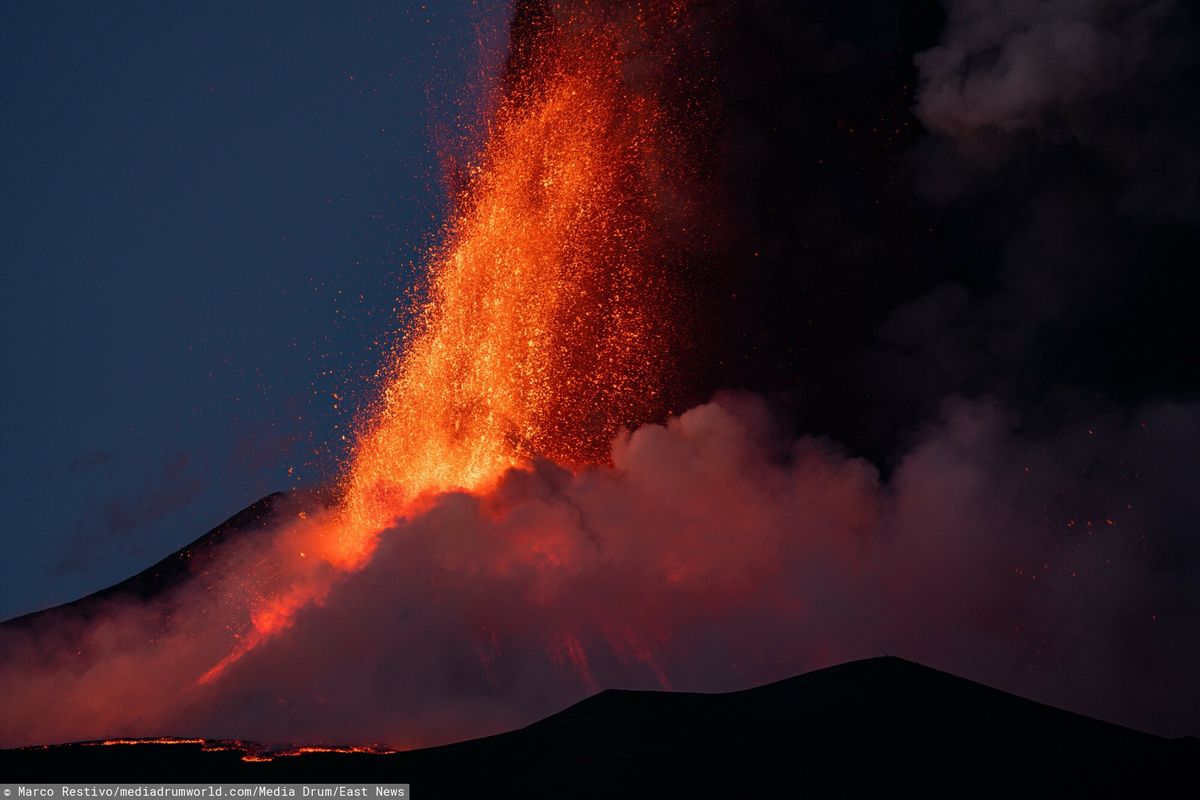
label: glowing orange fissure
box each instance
[198,4,688,684]
[87,739,394,763]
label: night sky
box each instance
[0,1,508,619]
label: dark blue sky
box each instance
[0,1,509,619]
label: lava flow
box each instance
[75,739,395,764]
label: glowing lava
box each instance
[81,738,394,763]
[196,2,699,685]
[340,2,692,548]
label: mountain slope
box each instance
[1,493,290,631]
[3,657,1195,797]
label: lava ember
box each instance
[340,2,698,546]
[196,0,707,685]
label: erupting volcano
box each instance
[3,0,1200,790]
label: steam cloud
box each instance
[3,393,1197,748]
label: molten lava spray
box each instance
[340,1,701,554]
[201,0,710,682]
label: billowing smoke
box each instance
[912,0,1199,220]
[916,0,1171,139]
[3,393,1197,748]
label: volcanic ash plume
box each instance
[166,393,1200,746]
[3,393,1198,748]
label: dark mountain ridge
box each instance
[1,493,292,631]
[3,656,1196,796]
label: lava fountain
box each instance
[339,0,706,557]
[196,0,713,684]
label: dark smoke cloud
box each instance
[3,394,1197,747]
[892,0,1200,429]
[65,450,114,474]
[916,0,1171,140]
[913,0,1200,221]
[55,452,204,576]
[699,0,1198,461]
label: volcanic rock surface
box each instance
[3,656,1195,797]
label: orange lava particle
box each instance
[337,5,690,554]
[195,1,702,685]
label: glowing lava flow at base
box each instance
[198,1,703,685]
[79,739,395,763]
